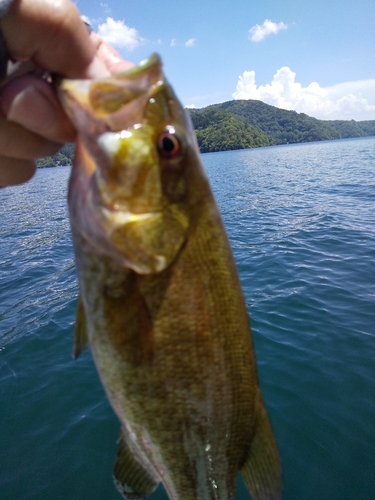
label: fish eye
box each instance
[157,128,183,160]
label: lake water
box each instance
[1,137,374,499]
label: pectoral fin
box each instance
[72,296,89,359]
[113,428,159,499]
[241,389,282,500]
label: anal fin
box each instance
[241,389,282,500]
[72,296,89,359]
[113,428,159,499]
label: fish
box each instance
[58,54,282,500]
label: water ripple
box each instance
[1,138,375,499]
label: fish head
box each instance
[59,55,205,274]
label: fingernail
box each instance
[7,85,57,131]
[84,56,111,79]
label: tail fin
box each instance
[113,428,159,499]
[240,389,282,500]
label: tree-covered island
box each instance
[37,99,375,167]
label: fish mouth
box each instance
[58,54,165,133]
[64,54,189,274]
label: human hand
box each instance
[0,0,133,186]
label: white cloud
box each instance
[97,18,143,50]
[185,38,196,47]
[233,66,375,120]
[185,104,196,109]
[170,39,176,47]
[100,2,111,14]
[249,19,287,43]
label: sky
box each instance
[76,0,375,121]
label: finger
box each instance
[0,157,36,186]
[0,110,62,159]
[0,75,76,143]
[90,33,134,75]
[0,0,95,78]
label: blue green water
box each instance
[1,136,375,499]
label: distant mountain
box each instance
[325,119,375,138]
[37,100,375,166]
[214,100,340,144]
[189,100,375,153]
[189,106,270,153]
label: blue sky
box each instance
[76,0,375,120]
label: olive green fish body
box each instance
[60,55,281,500]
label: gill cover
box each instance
[59,55,191,274]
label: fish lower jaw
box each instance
[93,207,169,273]
[101,206,159,229]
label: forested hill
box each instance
[188,106,270,153]
[189,100,375,153]
[36,99,375,166]
[37,143,75,168]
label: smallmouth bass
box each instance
[58,54,282,500]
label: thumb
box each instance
[0,74,76,143]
